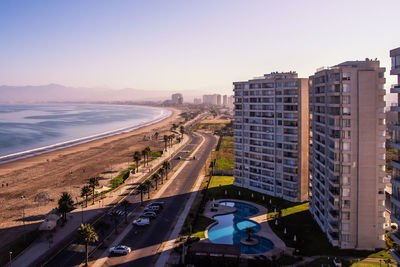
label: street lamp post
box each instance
[20,195,26,226]
[81,203,84,224]
[9,251,12,266]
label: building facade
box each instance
[389,47,400,261]
[203,94,219,105]
[233,72,309,202]
[171,93,183,105]
[309,60,386,249]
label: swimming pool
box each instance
[207,201,274,254]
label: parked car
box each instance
[144,205,161,213]
[140,211,157,218]
[132,218,150,226]
[147,202,164,208]
[333,258,342,267]
[109,245,131,255]
[176,156,182,160]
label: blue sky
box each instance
[0,0,399,96]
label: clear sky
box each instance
[0,0,399,96]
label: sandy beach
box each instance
[0,107,182,250]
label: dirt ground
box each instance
[0,107,182,251]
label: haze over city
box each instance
[1,0,399,98]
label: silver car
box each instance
[109,245,131,255]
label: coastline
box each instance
[0,106,181,252]
[0,104,171,165]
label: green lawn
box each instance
[214,136,234,171]
[192,216,216,239]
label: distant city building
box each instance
[203,94,219,105]
[171,93,183,105]
[309,60,386,250]
[217,94,222,105]
[193,98,202,104]
[228,95,234,108]
[223,95,228,106]
[390,47,400,262]
[233,72,309,202]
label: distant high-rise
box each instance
[217,94,222,105]
[389,47,400,262]
[223,95,228,106]
[171,93,183,105]
[233,72,309,202]
[309,60,386,249]
[203,94,219,105]
[193,98,202,105]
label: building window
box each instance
[342,223,350,232]
[343,188,351,197]
[342,72,351,81]
[343,84,351,93]
[342,234,351,242]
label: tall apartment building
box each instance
[233,72,309,202]
[389,47,400,261]
[203,94,219,105]
[217,94,222,106]
[223,95,228,106]
[171,93,183,105]
[309,60,386,250]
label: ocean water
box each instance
[0,104,171,162]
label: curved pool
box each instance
[207,201,274,254]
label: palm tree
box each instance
[151,173,161,190]
[158,167,165,184]
[133,151,141,173]
[169,134,175,147]
[144,179,153,199]
[58,192,74,222]
[137,183,147,205]
[163,135,168,151]
[89,177,99,205]
[110,210,120,234]
[171,123,178,132]
[154,131,159,140]
[245,227,255,241]
[77,223,98,267]
[180,125,185,139]
[120,200,130,224]
[144,146,151,166]
[163,160,171,180]
[80,185,91,207]
[141,149,146,167]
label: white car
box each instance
[144,205,160,213]
[109,245,131,255]
[132,218,150,226]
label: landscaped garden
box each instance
[187,175,395,265]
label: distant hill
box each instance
[0,84,228,104]
[0,84,172,103]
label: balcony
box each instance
[392,231,400,245]
[390,84,400,94]
[391,141,400,151]
[390,106,400,112]
[392,160,400,170]
[390,250,400,264]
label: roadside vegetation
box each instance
[214,136,234,171]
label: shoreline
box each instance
[0,107,181,236]
[0,104,172,165]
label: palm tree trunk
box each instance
[85,242,89,266]
[92,187,95,205]
[148,188,150,199]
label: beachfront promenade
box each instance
[9,133,191,267]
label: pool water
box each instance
[207,201,274,254]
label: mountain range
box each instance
[0,84,207,103]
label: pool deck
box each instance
[202,199,286,259]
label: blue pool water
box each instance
[207,201,274,254]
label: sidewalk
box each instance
[9,134,190,267]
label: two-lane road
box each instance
[101,131,215,266]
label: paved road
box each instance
[101,131,215,267]
[43,131,214,266]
